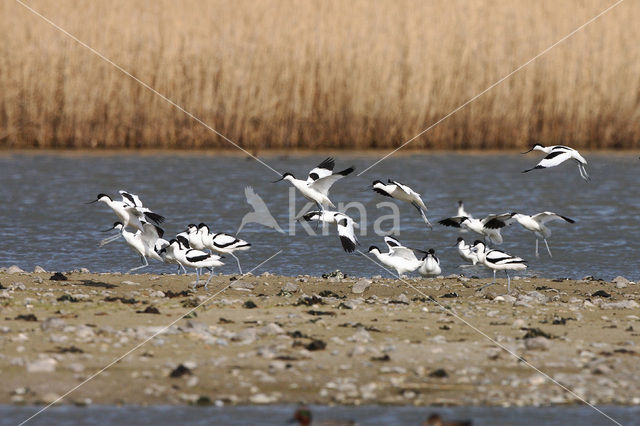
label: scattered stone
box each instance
[243,300,258,309]
[601,300,639,310]
[429,368,448,378]
[306,310,335,316]
[49,272,68,281]
[57,294,79,303]
[322,270,345,280]
[10,282,26,291]
[260,323,285,336]
[33,266,47,273]
[525,336,551,351]
[169,364,192,378]
[32,276,43,284]
[249,393,275,404]
[612,276,630,288]
[26,358,57,373]
[592,290,611,298]
[319,290,341,298]
[15,314,38,322]
[281,282,299,293]
[165,290,191,298]
[149,290,165,298]
[230,281,255,290]
[137,306,160,314]
[440,292,458,298]
[305,340,327,351]
[294,295,324,306]
[352,279,372,294]
[121,280,140,286]
[55,345,84,354]
[390,293,410,305]
[7,265,25,274]
[104,296,138,304]
[371,354,391,362]
[522,327,553,339]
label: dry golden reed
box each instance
[1,0,639,150]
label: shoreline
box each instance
[0,270,638,407]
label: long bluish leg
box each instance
[99,234,121,246]
[544,238,552,257]
[506,271,511,293]
[231,253,242,275]
[535,239,539,257]
[129,256,149,272]
[193,269,199,289]
[204,269,214,290]
[480,269,497,290]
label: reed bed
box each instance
[1,0,639,150]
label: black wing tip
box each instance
[522,165,544,173]
[561,215,575,223]
[145,212,165,224]
[317,157,335,170]
[484,218,506,229]
[372,187,391,197]
[340,235,356,253]
[154,225,165,238]
[438,218,461,228]
[337,166,355,176]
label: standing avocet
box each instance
[371,180,432,228]
[301,211,359,253]
[509,212,575,257]
[367,236,422,276]
[273,157,354,209]
[415,248,441,276]
[522,144,590,181]
[162,237,224,289]
[455,237,479,266]
[471,240,526,293]
[155,238,187,274]
[438,213,514,244]
[198,223,251,274]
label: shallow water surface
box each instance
[0,152,638,281]
[1,404,637,426]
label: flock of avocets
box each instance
[89,143,588,292]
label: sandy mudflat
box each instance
[0,269,639,407]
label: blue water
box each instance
[2,404,637,425]
[1,152,638,281]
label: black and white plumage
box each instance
[508,212,575,257]
[367,236,422,276]
[198,223,251,274]
[414,248,441,276]
[89,192,165,244]
[455,237,479,266]
[371,179,432,228]
[438,213,514,244]
[162,237,224,289]
[471,240,527,293]
[100,220,164,272]
[522,144,590,181]
[185,224,207,250]
[301,211,359,253]
[155,237,187,274]
[457,200,472,219]
[274,157,355,209]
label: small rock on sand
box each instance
[601,300,639,310]
[352,279,372,294]
[33,266,47,273]
[121,280,140,286]
[27,358,57,373]
[7,265,24,274]
[525,337,550,351]
[230,281,255,290]
[281,282,299,293]
[613,276,630,288]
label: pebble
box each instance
[41,318,66,331]
[260,323,285,336]
[26,358,58,373]
[601,300,639,310]
[121,280,140,286]
[281,282,299,293]
[230,281,255,290]
[33,266,47,273]
[32,276,43,284]
[7,265,25,274]
[392,293,410,305]
[612,276,630,288]
[250,393,276,404]
[525,337,550,351]
[351,278,372,294]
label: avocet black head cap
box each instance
[368,246,379,253]
[273,172,294,183]
[473,240,484,246]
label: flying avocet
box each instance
[88,191,165,243]
[198,223,251,274]
[508,212,575,257]
[471,240,527,293]
[273,157,354,209]
[371,180,432,228]
[522,144,590,181]
[301,210,359,253]
[438,213,514,244]
[367,236,422,276]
